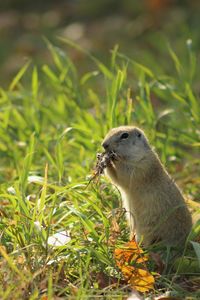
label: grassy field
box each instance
[0,39,200,299]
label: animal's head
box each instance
[102,126,151,163]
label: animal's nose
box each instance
[102,142,109,150]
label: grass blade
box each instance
[9,61,31,91]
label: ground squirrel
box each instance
[102,126,192,247]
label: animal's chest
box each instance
[124,184,158,219]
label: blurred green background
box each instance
[1,0,200,87]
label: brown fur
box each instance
[102,126,192,247]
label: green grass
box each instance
[0,39,200,299]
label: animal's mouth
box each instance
[104,150,118,160]
[97,150,119,166]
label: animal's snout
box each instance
[102,141,109,150]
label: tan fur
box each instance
[102,126,192,247]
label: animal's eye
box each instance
[120,132,129,139]
[136,132,142,138]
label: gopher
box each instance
[101,126,192,247]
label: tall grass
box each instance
[0,40,199,299]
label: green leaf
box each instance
[9,61,31,91]
[32,66,38,99]
[59,37,113,79]
[42,65,59,83]
[168,45,183,76]
[191,241,200,267]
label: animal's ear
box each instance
[134,128,143,139]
